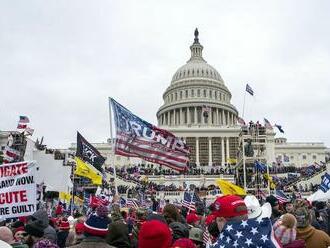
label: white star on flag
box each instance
[233,240,239,247]
[241,220,248,227]
[235,230,243,239]
[250,227,258,235]
[226,224,233,232]
[226,236,231,243]
[245,238,253,246]
[261,234,269,243]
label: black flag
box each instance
[76,132,106,172]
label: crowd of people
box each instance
[1,194,330,248]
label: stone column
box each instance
[180,108,183,125]
[226,137,230,163]
[167,111,170,125]
[216,108,219,125]
[173,109,176,125]
[187,107,191,125]
[208,137,212,166]
[194,107,198,125]
[221,137,225,166]
[196,137,200,166]
[227,111,230,126]
[208,107,212,125]
[222,110,225,125]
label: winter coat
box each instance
[106,221,131,248]
[69,236,115,248]
[296,225,330,248]
[283,239,306,248]
[57,230,69,248]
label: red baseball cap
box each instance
[186,213,201,224]
[205,214,216,226]
[212,195,248,219]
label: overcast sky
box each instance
[1,0,329,148]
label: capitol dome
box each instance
[157,28,238,128]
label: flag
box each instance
[245,84,254,96]
[210,218,282,248]
[264,118,273,129]
[237,117,246,126]
[319,173,330,193]
[17,116,30,130]
[274,124,284,133]
[74,157,102,185]
[275,190,289,204]
[254,161,266,172]
[3,146,20,163]
[19,116,30,123]
[202,105,211,118]
[110,98,189,171]
[76,132,105,172]
[182,191,199,211]
[203,229,212,246]
[215,179,246,196]
[227,158,237,164]
[59,192,72,202]
[126,198,139,209]
[256,189,267,201]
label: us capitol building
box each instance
[86,29,327,169]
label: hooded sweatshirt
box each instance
[31,209,57,242]
[296,225,330,248]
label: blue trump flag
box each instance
[110,98,190,171]
[210,218,281,248]
[254,161,266,172]
[319,173,330,193]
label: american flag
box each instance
[203,229,212,246]
[3,146,20,163]
[319,173,330,193]
[126,198,139,209]
[210,218,282,248]
[17,116,30,130]
[245,84,254,96]
[110,98,189,171]
[263,118,273,129]
[256,189,267,201]
[275,190,289,204]
[182,191,200,211]
[237,117,246,126]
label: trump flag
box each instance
[110,98,189,171]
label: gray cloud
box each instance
[0,0,329,148]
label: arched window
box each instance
[175,92,177,101]
[180,91,183,99]
[185,90,188,98]
[197,89,200,97]
[191,89,194,97]
[203,89,207,97]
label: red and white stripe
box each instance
[115,132,188,171]
[182,200,196,211]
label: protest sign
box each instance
[0,161,37,219]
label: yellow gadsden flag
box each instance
[74,157,102,185]
[215,179,246,196]
[59,192,71,202]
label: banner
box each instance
[0,161,37,219]
[110,98,189,171]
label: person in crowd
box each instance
[294,200,330,248]
[138,220,172,248]
[266,195,282,222]
[28,209,57,243]
[188,227,204,248]
[70,206,112,248]
[24,217,59,248]
[273,213,305,248]
[210,195,248,234]
[163,204,180,225]
[56,217,70,248]
[284,202,295,214]
[169,222,189,242]
[106,209,131,248]
[186,212,201,227]
[0,226,28,248]
[172,238,197,248]
[13,226,27,244]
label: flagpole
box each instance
[108,97,118,195]
[242,89,247,118]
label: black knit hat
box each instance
[266,195,279,207]
[25,220,45,237]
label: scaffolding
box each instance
[235,124,271,196]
